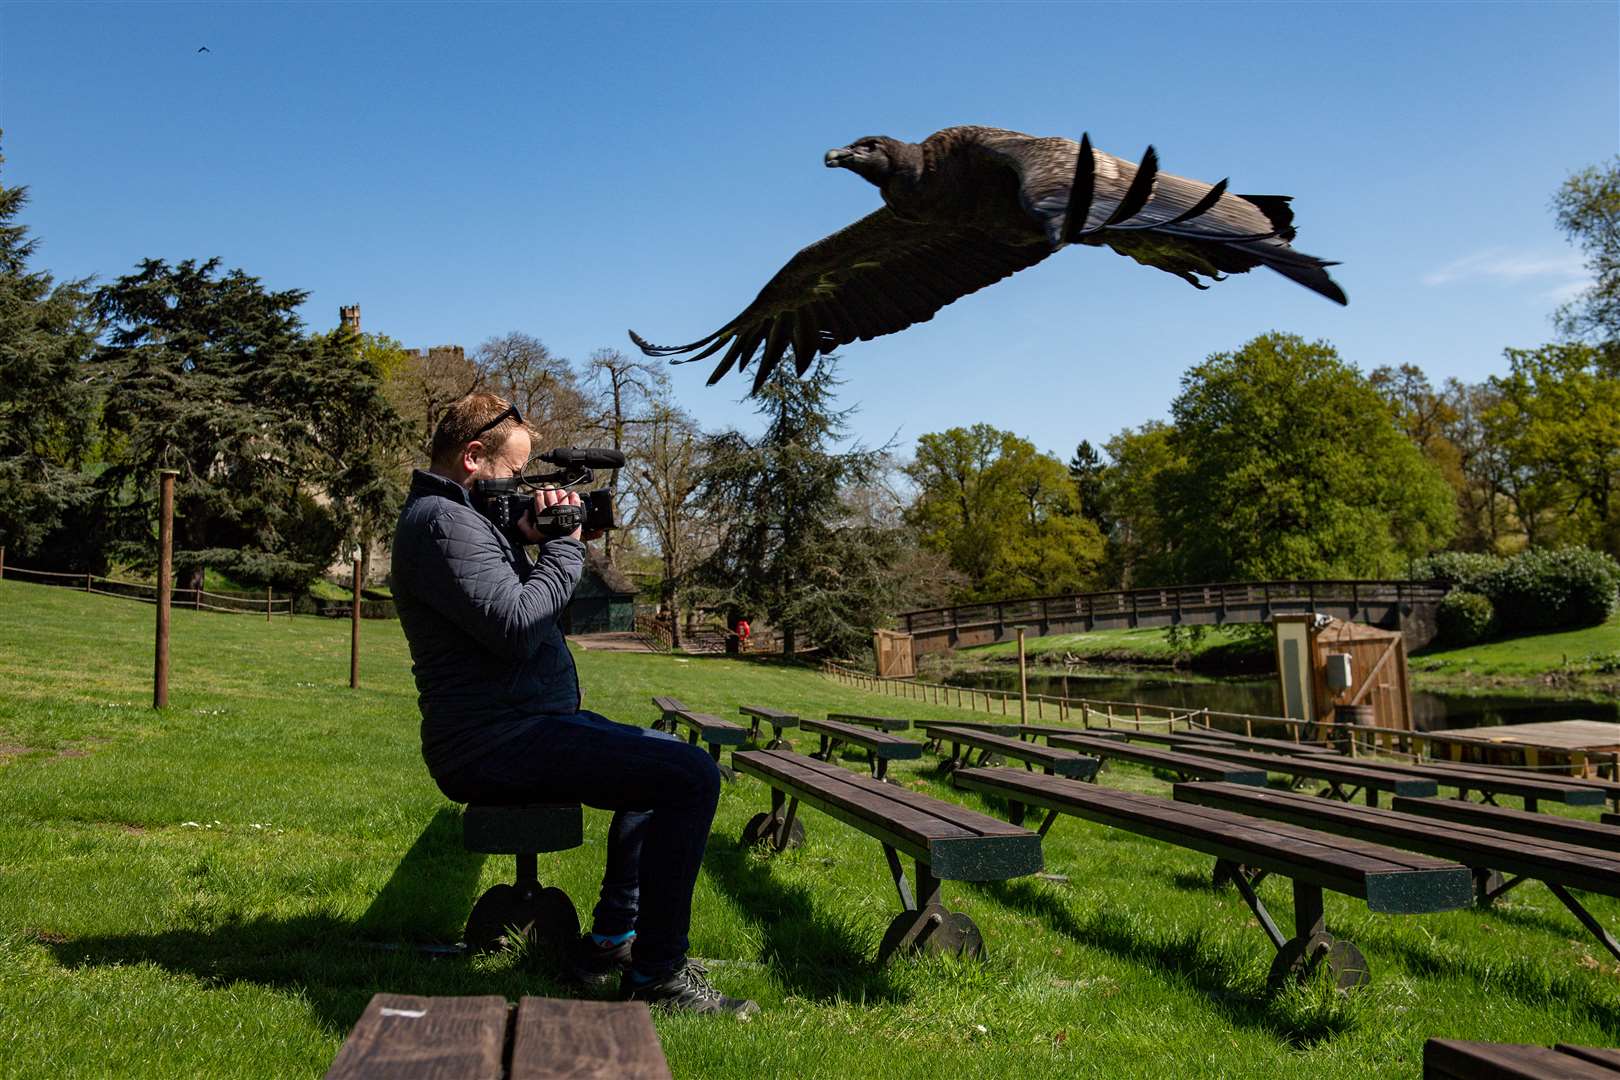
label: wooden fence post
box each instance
[349,555,361,690]
[266,585,272,624]
[1016,627,1028,724]
[1,545,6,579]
[153,469,177,709]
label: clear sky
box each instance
[3,1,1616,461]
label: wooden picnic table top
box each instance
[325,993,670,1080]
[801,717,922,756]
[1182,745,1440,796]
[1047,733,1268,784]
[924,724,1101,779]
[953,768,1472,914]
[1339,757,1606,805]
[667,708,748,743]
[1425,1038,1620,1079]
[732,749,1041,879]
[825,712,912,731]
[1393,796,1620,853]
[1177,782,1620,898]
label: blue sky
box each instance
[3,1,1615,461]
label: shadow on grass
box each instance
[41,808,576,1039]
[973,878,1359,1046]
[701,828,905,1005]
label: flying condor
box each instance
[630,125,1347,392]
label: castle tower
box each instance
[339,304,361,333]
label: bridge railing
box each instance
[900,579,1448,634]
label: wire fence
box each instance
[819,659,1620,779]
[2,564,295,616]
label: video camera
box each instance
[472,446,623,541]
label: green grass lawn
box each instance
[1411,621,1620,679]
[1,578,1617,1078]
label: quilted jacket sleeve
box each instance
[415,507,586,662]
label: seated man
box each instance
[390,392,756,1018]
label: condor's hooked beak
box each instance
[824,147,855,168]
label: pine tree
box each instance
[0,138,99,565]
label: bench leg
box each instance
[707,742,736,783]
[740,788,805,850]
[1259,881,1369,993]
[1548,882,1620,964]
[464,853,580,956]
[875,847,982,964]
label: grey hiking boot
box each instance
[566,933,635,989]
[623,959,759,1018]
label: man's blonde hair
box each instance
[430,393,526,470]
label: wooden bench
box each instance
[1175,745,1439,807]
[325,993,671,1079]
[1395,796,1620,854]
[1177,782,1620,964]
[1606,812,1620,827]
[650,695,747,779]
[1424,1038,1620,1079]
[826,711,912,731]
[1046,733,1269,785]
[461,803,583,954]
[1175,728,1341,756]
[800,717,922,781]
[731,749,1042,963]
[739,704,799,749]
[921,723,1100,780]
[1091,728,1335,756]
[1324,756,1607,812]
[952,767,1470,991]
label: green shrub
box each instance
[1411,551,1503,593]
[1436,590,1496,645]
[1484,547,1620,631]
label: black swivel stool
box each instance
[461,803,584,954]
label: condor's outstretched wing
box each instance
[973,128,1347,305]
[629,207,1051,393]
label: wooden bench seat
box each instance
[325,993,671,1079]
[1177,781,1620,965]
[1176,745,1439,806]
[731,749,1042,963]
[1606,812,1620,828]
[650,695,747,779]
[953,767,1470,990]
[739,704,799,749]
[1175,728,1340,756]
[1424,1038,1620,1079]
[1094,728,1335,756]
[1395,796,1620,853]
[461,803,583,955]
[801,717,922,781]
[825,711,912,731]
[1046,733,1268,785]
[921,723,1100,780]
[1331,757,1606,811]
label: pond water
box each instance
[941,666,1620,733]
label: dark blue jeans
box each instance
[436,710,721,976]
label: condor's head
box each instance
[825,136,919,188]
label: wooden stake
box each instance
[266,585,272,624]
[349,556,361,690]
[154,469,177,709]
[1016,627,1028,723]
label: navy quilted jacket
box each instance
[390,469,585,779]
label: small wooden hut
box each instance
[1274,614,1413,740]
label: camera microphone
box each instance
[539,447,626,469]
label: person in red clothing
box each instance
[735,618,751,649]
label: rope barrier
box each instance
[9,565,292,616]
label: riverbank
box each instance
[949,620,1620,700]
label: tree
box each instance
[906,424,1105,599]
[91,258,354,591]
[690,356,888,658]
[1159,332,1456,581]
[624,401,708,648]
[1553,156,1620,350]
[0,141,100,566]
[1067,439,1108,528]
[475,332,590,452]
[1485,342,1620,557]
[586,347,668,567]
[1098,421,1181,587]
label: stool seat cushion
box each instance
[463,803,584,854]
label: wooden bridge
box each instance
[898,580,1447,655]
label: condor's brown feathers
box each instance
[630,125,1347,393]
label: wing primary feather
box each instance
[1062,133,1097,243]
[628,328,723,358]
[686,332,737,364]
[790,312,818,374]
[1108,177,1230,232]
[756,317,793,384]
[708,323,767,385]
[1092,145,1159,231]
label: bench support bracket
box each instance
[1549,882,1620,964]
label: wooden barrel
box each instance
[1333,703,1375,751]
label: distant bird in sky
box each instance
[630,125,1347,393]
[196,45,210,53]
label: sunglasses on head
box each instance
[472,404,523,438]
